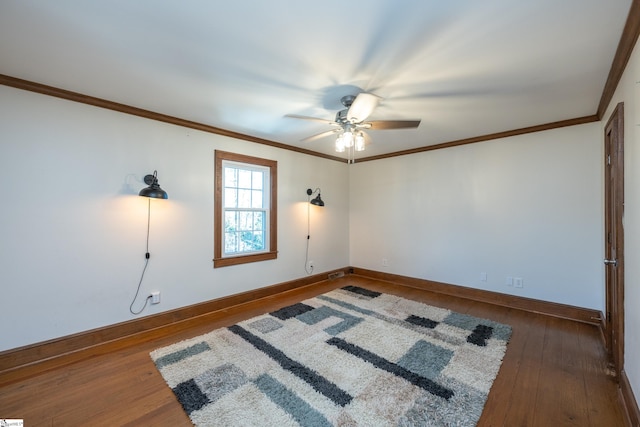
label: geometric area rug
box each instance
[150,286,512,426]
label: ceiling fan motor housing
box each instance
[340,95,356,107]
[335,108,350,124]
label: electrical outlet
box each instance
[382,258,389,267]
[480,272,487,282]
[150,291,161,304]
[514,278,523,288]
[506,276,513,287]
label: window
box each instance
[214,150,277,268]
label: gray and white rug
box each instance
[150,286,512,426]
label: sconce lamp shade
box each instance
[307,188,324,206]
[310,194,324,206]
[139,171,168,199]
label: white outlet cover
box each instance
[151,291,161,304]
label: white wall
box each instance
[0,86,350,352]
[603,36,640,407]
[349,123,604,310]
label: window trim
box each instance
[214,150,277,268]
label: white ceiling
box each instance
[0,1,633,160]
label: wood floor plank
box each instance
[498,312,547,426]
[576,322,626,426]
[533,317,590,425]
[477,308,534,425]
[0,276,627,426]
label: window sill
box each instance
[213,251,278,268]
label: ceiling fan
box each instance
[285,93,420,160]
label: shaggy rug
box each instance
[150,286,512,426]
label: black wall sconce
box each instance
[305,187,325,275]
[139,170,168,199]
[307,188,324,207]
[130,170,168,315]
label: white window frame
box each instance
[221,160,270,257]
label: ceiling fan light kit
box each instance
[286,92,420,163]
[355,133,365,151]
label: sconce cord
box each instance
[130,198,152,315]
[304,195,314,275]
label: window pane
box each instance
[223,210,265,255]
[253,211,264,230]
[225,232,238,253]
[239,231,252,251]
[239,211,252,230]
[238,169,252,189]
[253,231,264,249]
[224,211,238,232]
[251,190,263,208]
[236,230,264,251]
[252,171,263,190]
[238,189,251,208]
[224,188,237,208]
[224,167,237,187]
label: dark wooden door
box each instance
[603,102,624,379]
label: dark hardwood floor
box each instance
[0,275,626,426]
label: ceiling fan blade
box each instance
[301,128,341,142]
[366,119,421,130]
[285,114,337,125]
[347,93,381,122]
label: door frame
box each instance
[603,102,624,380]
